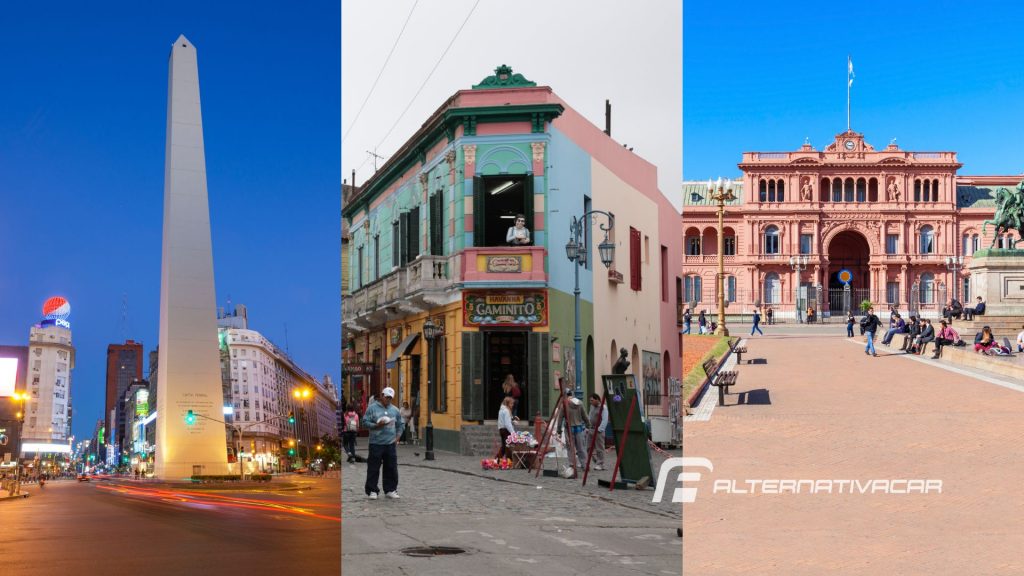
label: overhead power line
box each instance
[374,0,481,152]
[342,0,419,144]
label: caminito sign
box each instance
[463,291,547,327]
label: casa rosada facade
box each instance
[683,130,1021,319]
[342,66,681,453]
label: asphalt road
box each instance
[0,476,340,576]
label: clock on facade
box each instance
[844,140,856,150]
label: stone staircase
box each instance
[954,316,1024,338]
[459,422,534,457]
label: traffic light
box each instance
[185,410,196,425]
[287,411,295,424]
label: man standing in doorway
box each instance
[362,387,405,500]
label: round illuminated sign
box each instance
[837,269,854,285]
[43,296,71,320]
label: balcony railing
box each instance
[343,247,548,325]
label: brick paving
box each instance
[683,329,1024,575]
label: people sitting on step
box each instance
[909,318,935,355]
[931,320,962,358]
[964,296,986,320]
[1016,325,1024,353]
[881,313,907,346]
[975,326,998,354]
[942,299,964,324]
[900,315,920,351]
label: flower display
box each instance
[480,458,513,470]
[506,431,538,447]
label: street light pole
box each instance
[709,178,736,336]
[789,255,809,323]
[422,318,443,461]
[945,255,963,302]
[565,211,616,399]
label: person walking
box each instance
[399,402,412,444]
[751,308,764,336]
[862,306,881,357]
[698,310,708,334]
[495,397,517,461]
[343,404,360,463]
[766,306,774,325]
[587,393,609,471]
[361,387,405,500]
[846,311,855,337]
[682,309,692,334]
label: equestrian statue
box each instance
[981,180,1024,249]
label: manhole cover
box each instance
[401,546,467,557]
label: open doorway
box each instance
[484,331,528,420]
[475,175,533,247]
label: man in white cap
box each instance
[361,387,405,499]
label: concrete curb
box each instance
[0,493,29,502]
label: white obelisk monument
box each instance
[154,35,228,478]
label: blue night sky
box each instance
[0,2,340,442]
[684,0,1024,180]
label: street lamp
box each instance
[708,178,736,335]
[945,255,964,302]
[12,392,28,495]
[565,211,616,399]
[292,387,313,465]
[422,317,444,461]
[789,255,809,323]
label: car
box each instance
[77,474,90,482]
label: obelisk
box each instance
[154,35,228,478]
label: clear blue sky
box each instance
[0,2,339,442]
[684,0,1024,180]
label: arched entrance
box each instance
[827,230,871,311]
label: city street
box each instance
[342,441,682,576]
[684,328,1024,575]
[0,475,340,575]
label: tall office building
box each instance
[105,340,143,457]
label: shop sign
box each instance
[344,362,376,375]
[463,291,547,327]
[486,255,523,273]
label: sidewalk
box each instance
[348,436,681,517]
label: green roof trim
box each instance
[682,181,744,206]
[472,65,537,90]
[344,103,563,217]
[957,185,1006,208]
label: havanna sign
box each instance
[463,291,547,327]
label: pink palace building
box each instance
[683,130,1023,320]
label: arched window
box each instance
[919,225,934,254]
[759,179,767,202]
[868,177,879,202]
[764,273,781,304]
[821,178,831,202]
[932,179,940,202]
[764,225,780,254]
[768,180,776,202]
[914,179,922,202]
[832,177,842,202]
[723,227,736,256]
[856,178,866,202]
[684,227,701,256]
[963,234,970,256]
[726,275,737,303]
[919,273,935,304]
[844,177,854,202]
[777,179,785,202]
[972,234,980,253]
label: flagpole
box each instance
[847,55,851,131]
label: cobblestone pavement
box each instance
[684,329,1024,575]
[342,439,682,575]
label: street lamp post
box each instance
[945,255,964,302]
[708,178,736,336]
[789,255,809,323]
[422,318,444,461]
[292,387,313,466]
[565,211,616,399]
[13,392,28,495]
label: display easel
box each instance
[581,393,607,487]
[531,388,579,479]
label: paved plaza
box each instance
[683,327,1024,575]
[342,440,682,575]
